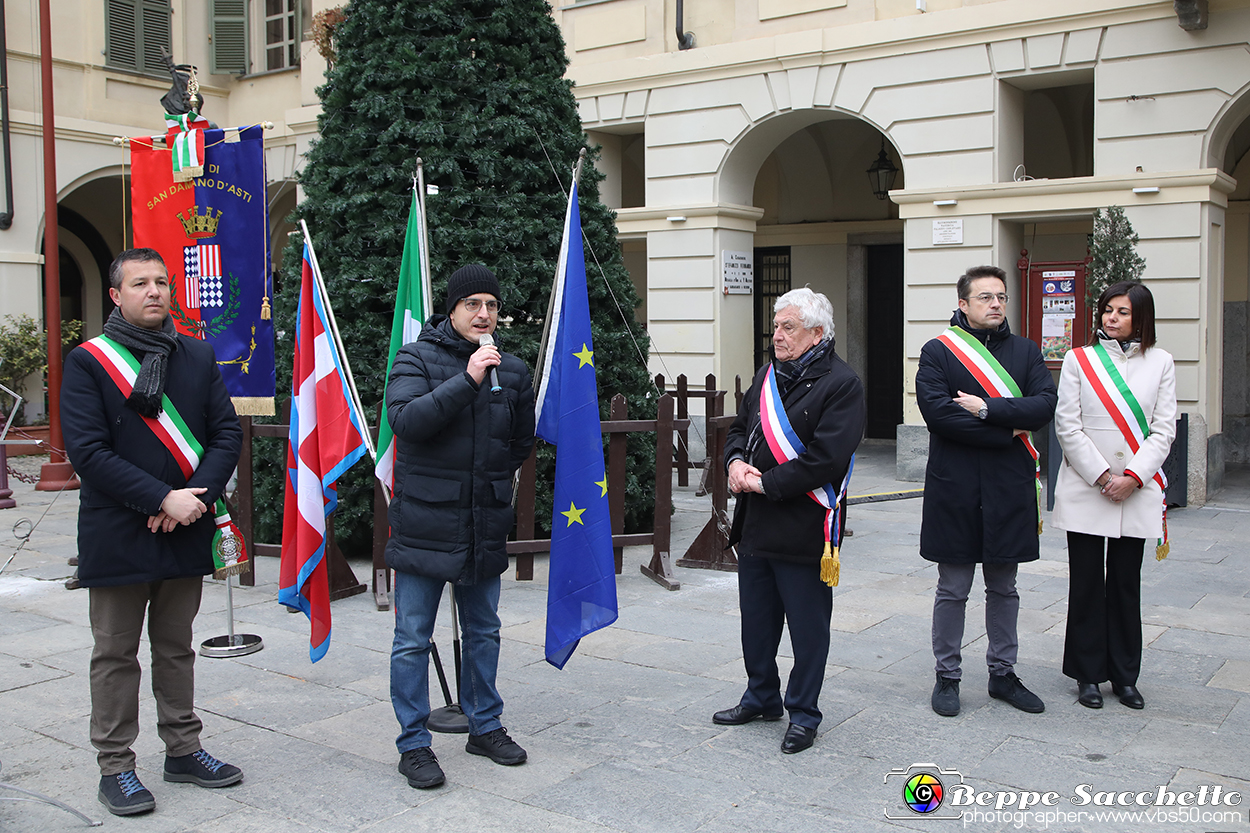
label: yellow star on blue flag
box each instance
[574,344,594,368]
[533,177,618,670]
[561,501,587,526]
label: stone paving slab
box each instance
[2,445,1248,832]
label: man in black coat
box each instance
[62,249,243,816]
[917,265,1057,717]
[717,288,865,755]
[385,264,536,790]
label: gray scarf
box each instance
[102,308,179,418]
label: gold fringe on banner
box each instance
[213,559,250,580]
[232,397,276,416]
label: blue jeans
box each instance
[391,571,503,752]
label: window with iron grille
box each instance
[105,0,171,76]
[753,247,792,371]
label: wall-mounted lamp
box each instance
[666,215,687,223]
[1131,187,1160,195]
[867,138,900,200]
[933,199,957,207]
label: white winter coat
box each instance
[1052,338,1177,540]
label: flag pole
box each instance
[415,159,434,317]
[298,218,377,460]
[535,148,587,390]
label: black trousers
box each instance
[736,551,832,730]
[1063,531,1145,685]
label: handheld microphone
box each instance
[479,333,502,394]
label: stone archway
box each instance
[1210,85,1250,467]
[55,171,130,337]
[719,109,905,437]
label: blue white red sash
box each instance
[937,327,1043,533]
[758,363,854,586]
[1072,344,1170,559]
[81,335,248,578]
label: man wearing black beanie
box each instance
[384,263,536,790]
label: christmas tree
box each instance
[1087,206,1147,311]
[254,0,654,554]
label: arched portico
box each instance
[1211,82,1250,470]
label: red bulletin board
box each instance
[1018,252,1090,370]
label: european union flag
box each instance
[535,178,618,669]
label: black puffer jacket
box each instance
[916,311,1056,565]
[725,340,865,564]
[384,316,535,584]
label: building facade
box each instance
[554,0,1250,502]
[6,0,1249,503]
[0,0,326,419]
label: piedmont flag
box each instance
[375,187,433,498]
[279,241,370,662]
[535,178,618,669]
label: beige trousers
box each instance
[88,576,203,775]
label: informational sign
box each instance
[933,219,963,245]
[723,251,753,295]
[1040,270,1077,361]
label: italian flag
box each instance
[375,187,433,498]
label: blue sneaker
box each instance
[98,770,155,815]
[163,749,243,788]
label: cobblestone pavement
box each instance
[1,444,1247,832]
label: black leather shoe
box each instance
[780,723,816,754]
[1111,683,1144,709]
[712,704,783,725]
[1077,682,1103,709]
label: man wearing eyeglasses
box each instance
[916,265,1056,718]
[384,264,536,789]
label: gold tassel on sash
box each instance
[1156,511,1169,560]
[820,542,840,587]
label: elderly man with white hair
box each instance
[717,287,865,755]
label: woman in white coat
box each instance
[1053,281,1176,711]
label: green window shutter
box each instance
[139,0,171,75]
[105,0,138,70]
[210,0,248,75]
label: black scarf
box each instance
[744,339,831,464]
[102,308,179,418]
[774,338,830,397]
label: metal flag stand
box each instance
[200,573,263,658]
[428,587,468,733]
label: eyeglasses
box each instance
[970,292,1009,304]
[461,298,501,313]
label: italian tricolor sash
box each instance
[1072,344,1170,560]
[936,327,1043,533]
[81,335,249,578]
[758,364,855,587]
